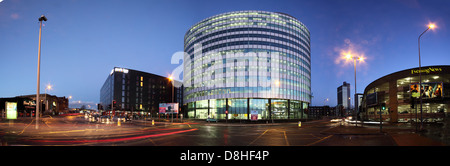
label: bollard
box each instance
[152,119,155,126]
[298,121,302,127]
[118,119,121,126]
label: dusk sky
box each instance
[1,0,449,108]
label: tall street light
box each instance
[68,96,73,114]
[418,23,436,131]
[36,15,47,129]
[346,53,365,127]
[45,84,52,114]
[168,75,174,123]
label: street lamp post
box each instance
[346,54,364,127]
[168,75,174,123]
[353,57,357,127]
[44,85,52,115]
[36,15,47,129]
[418,23,435,131]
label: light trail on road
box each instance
[23,128,198,145]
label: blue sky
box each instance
[0,0,449,108]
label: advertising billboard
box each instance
[250,110,258,121]
[410,82,443,99]
[159,103,179,114]
[6,102,18,120]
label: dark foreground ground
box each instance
[0,116,446,146]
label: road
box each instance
[0,115,405,146]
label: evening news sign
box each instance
[411,67,442,74]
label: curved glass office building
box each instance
[183,10,311,120]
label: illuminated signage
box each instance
[411,67,442,75]
[250,110,258,121]
[410,82,443,99]
[110,67,129,75]
[159,103,179,114]
[6,102,18,120]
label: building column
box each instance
[247,98,250,120]
[287,99,291,119]
[389,81,399,123]
[268,99,272,120]
[226,98,229,120]
[300,101,303,119]
[194,101,196,119]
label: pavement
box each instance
[321,124,445,146]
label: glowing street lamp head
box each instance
[345,53,352,60]
[358,56,365,62]
[46,85,52,90]
[428,23,436,29]
[168,75,173,81]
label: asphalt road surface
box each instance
[0,115,400,146]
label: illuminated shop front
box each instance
[362,65,450,123]
[183,11,311,120]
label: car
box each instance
[100,116,111,123]
[113,116,127,122]
[206,118,217,122]
[330,119,342,122]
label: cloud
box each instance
[332,38,371,78]
[10,13,19,19]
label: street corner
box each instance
[390,133,445,146]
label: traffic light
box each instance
[112,100,117,110]
[381,103,386,110]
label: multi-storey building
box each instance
[99,67,182,116]
[183,11,311,120]
[337,81,351,114]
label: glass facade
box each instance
[186,98,309,120]
[183,11,311,120]
[250,99,269,120]
[362,66,450,123]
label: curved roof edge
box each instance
[364,65,450,93]
[185,10,306,37]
